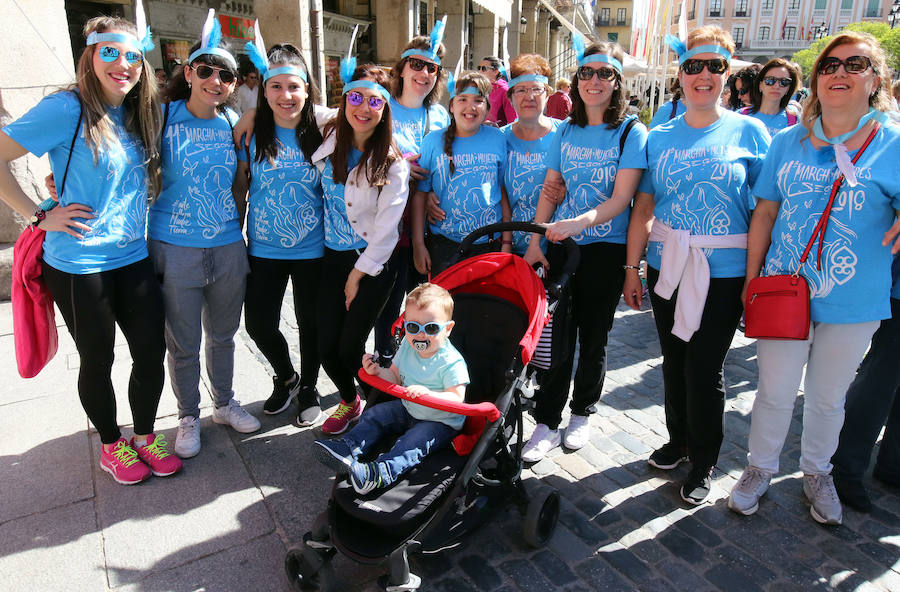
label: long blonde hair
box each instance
[71,16,161,194]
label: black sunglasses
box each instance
[191,64,236,84]
[408,57,441,75]
[478,65,497,72]
[763,76,793,88]
[817,55,875,76]
[680,58,729,75]
[576,65,617,81]
[736,87,750,95]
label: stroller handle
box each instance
[357,369,502,422]
[456,222,580,300]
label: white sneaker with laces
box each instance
[212,399,261,433]
[803,473,843,525]
[175,416,201,458]
[728,466,773,515]
[521,424,561,463]
[563,414,591,450]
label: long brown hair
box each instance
[71,16,161,194]
[443,71,492,175]
[802,31,892,132]
[323,65,397,187]
[568,42,626,128]
[390,36,446,107]
[747,58,800,114]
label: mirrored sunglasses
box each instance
[404,320,450,336]
[192,64,236,84]
[98,45,142,65]
[817,55,874,76]
[763,76,793,88]
[346,91,386,110]
[576,65,617,81]
[408,58,441,75]
[680,58,729,75]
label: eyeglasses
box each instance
[762,76,793,88]
[404,320,451,336]
[408,57,441,75]
[478,65,498,72]
[346,90,386,110]
[512,86,547,98]
[817,55,875,76]
[576,65,617,81]
[98,45,142,66]
[192,64,236,84]
[680,58,729,75]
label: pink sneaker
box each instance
[100,438,151,485]
[132,434,183,477]
[321,395,362,435]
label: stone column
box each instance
[472,12,498,61]
[374,0,414,64]
[437,0,467,72]
[254,0,320,97]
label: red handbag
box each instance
[744,124,880,340]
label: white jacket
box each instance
[311,130,410,276]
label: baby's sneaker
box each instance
[349,460,385,495]
[132,434,183,477]
[314,438,355,473]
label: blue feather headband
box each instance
[401,16,447,65]
[665,34,732,65]
[244,21,308,83]
[571,33,622,73]
[86,0,154,54]
[189,9,237,69]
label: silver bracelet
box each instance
[623,264,641,272]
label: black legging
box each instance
[318,248,399,403]
[43,257,166,444]
[244,255,321,387]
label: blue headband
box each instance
[264,66,308,83]
[508,74,549,88]
[86,31,154,54]
[401,49,441,66]
[579,54,623,74]
[188,47,237,69]
[665,35,732,65]
[452,86,481,98]
[342,79,391,101]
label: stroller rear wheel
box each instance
[284,543,336,591]
[522,489,560,548]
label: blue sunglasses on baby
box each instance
[404,320,451,336]
[98,45,143,65]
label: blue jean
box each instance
[832,298,900,482]
[149,239,249,419]
[342,399,458,485]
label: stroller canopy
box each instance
[432,252,548,366]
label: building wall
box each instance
[594,0,633,49]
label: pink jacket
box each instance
[488,78,517,126]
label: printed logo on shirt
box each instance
[321,160,365,248]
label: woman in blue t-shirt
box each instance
[624,26,770,505]
[521,41,647,462]
[234,43,325,427]
[728,32,900,525]
[150,20,259,459]
[372,31,451,362]
[412,71,511,277]
[739,58,801,136]
[0,16,181,484]
[312,65,410,435]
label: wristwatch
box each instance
[29,209,47,227]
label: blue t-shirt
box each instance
[547,117,648,245]
[321,148,366,251]
[649,99,685,129]
[501,120,562,253]
[395,338,470,430]
[390,99,450,157]
[639,110,770,277]
[3,92,149,274]
[239,126,324,259]
[419,125,507,243]
[744,109,796,137]
[755,123,900,323]
[149,100,243,247]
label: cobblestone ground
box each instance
[255,287,900,592]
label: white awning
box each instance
[472,0,512,22]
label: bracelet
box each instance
[29,209,47,227]
[502,240,513,245]
[623,264,641,272]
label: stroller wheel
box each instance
[284,544,335,591]
[522,489,560,548]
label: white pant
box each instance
[748,320,878,475]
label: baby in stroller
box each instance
[315,283,470,494]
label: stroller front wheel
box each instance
[284,544,336,591]
[522,489,560,548]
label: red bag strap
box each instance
[795,123,880,274]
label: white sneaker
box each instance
[212,399,261,433]
[728,466,773,515]
[175,416,201,458]
[521,423,561,463]
[803,473,843,525]
[563,415,591,450]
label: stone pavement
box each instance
[1,289,898,592]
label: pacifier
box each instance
[412,339,429,352]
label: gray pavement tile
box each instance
[0,500,106,591]
[458,554,503,590]
[597,542,654,587]
[0,392,92,523]
[0,331,78,405]
[705,562,765,592]
[91,421,274,587]
[530,549,578,587]
[573,555,632,591]
[500,557,554,592]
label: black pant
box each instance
[647,267,743,471]
[43,258,166,444]
[318,248,399,402]
[534,241,625,429]
[374,245,411,357]
[428,233,499,277]
[244,255,321,387]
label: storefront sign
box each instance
[219,15,255,40]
